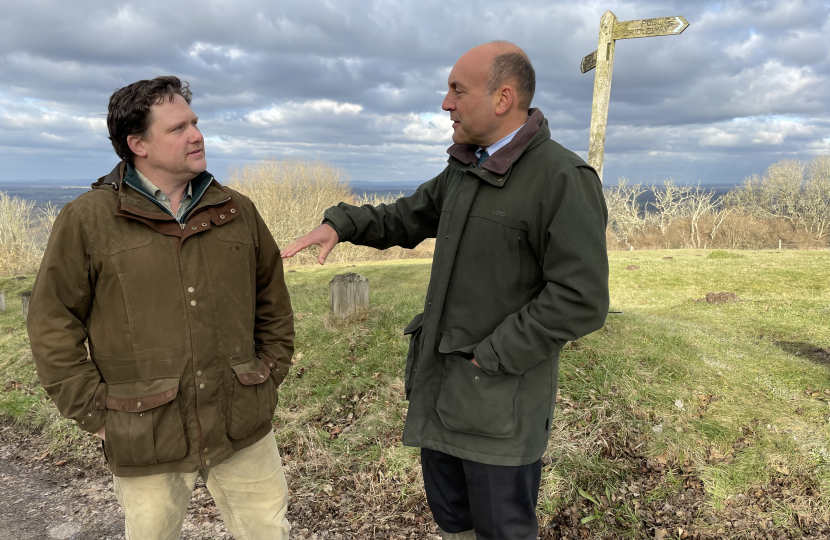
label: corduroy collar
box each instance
[446,108,546,175]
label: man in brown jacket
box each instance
[27,76,294,539]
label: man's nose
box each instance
[441,92,454,112]
[189,125,203,142]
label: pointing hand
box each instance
[280,224,339,265]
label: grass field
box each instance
[1,249,829,538]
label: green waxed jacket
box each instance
[28,162,294,477]
[324,109,609,466]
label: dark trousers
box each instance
[420,448,542,540]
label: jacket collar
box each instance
[121,162,213,223]
[446,108,547,176]
[93,161,236,228]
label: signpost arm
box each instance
[588,10,617,183]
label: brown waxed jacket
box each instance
[27,162,294,477]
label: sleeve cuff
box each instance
[76,382,107,434]
[473,338,501,375]
[322,205,356,242]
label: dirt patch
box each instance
[698,292,741,304]
[626,265,641,271]
[0,427,234,540]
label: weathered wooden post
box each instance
[581,12,689,182]
[329,273,369,320]
[21,291,31,320]
[0,291,5,312]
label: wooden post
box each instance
[21,291,31,320]
[581,13,689,182]
[329,273,369,320]
[0,291,5,312]
[587,10,618,183]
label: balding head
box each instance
[485,42,535,111]
[456,42,535,111]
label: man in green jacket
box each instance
[282,42,609,539]
[28,77,294,539]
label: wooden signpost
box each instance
[581,11,689,182]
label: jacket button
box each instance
[259,374,265,379]
[188,287,195,293]
[220,214,225,219]
[268,362,274,368]
[88,412,93,417]
[197,370,203,376]
[498,178,502,182]
[205,459,211,466]
[202,223,207,227]
[204,447,209,453]
[136,402,142,408]
[191,226,197,230]
[95,401,100,407]
[230,209,236,214]
[139,413,144,417]
[474,376,480,381]
[199,383,205,390]
[191,300,197,306]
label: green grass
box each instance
[2,250,829,537]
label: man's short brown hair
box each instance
[107,76,193,162]
[487,45,536,111]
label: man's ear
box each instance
[494,84,516,117]
[127,134,148,159]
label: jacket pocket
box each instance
[227,357,278,440]
[435,355,521,438]
[403,313,424,399]
[104,377,187,467]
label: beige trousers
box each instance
[113,432,290,540]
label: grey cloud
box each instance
[0,0,828,184]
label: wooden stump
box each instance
[21,291,31,320]
[0,291,5,312]
[329,273,369,320]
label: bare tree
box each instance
[803,156,830,239]
[649,179,690,236]
[682,184,720,248]
[604,178,646,247]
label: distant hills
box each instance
[1,179,742,211]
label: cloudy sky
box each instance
[1,0,828,186]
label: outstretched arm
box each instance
[280,172,446,263]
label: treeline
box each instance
[606,156,830,250]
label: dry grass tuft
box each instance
[0,192,57,276]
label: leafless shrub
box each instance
[227,158,434,266]
[0,192,56,276]
[724,157,830,240]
